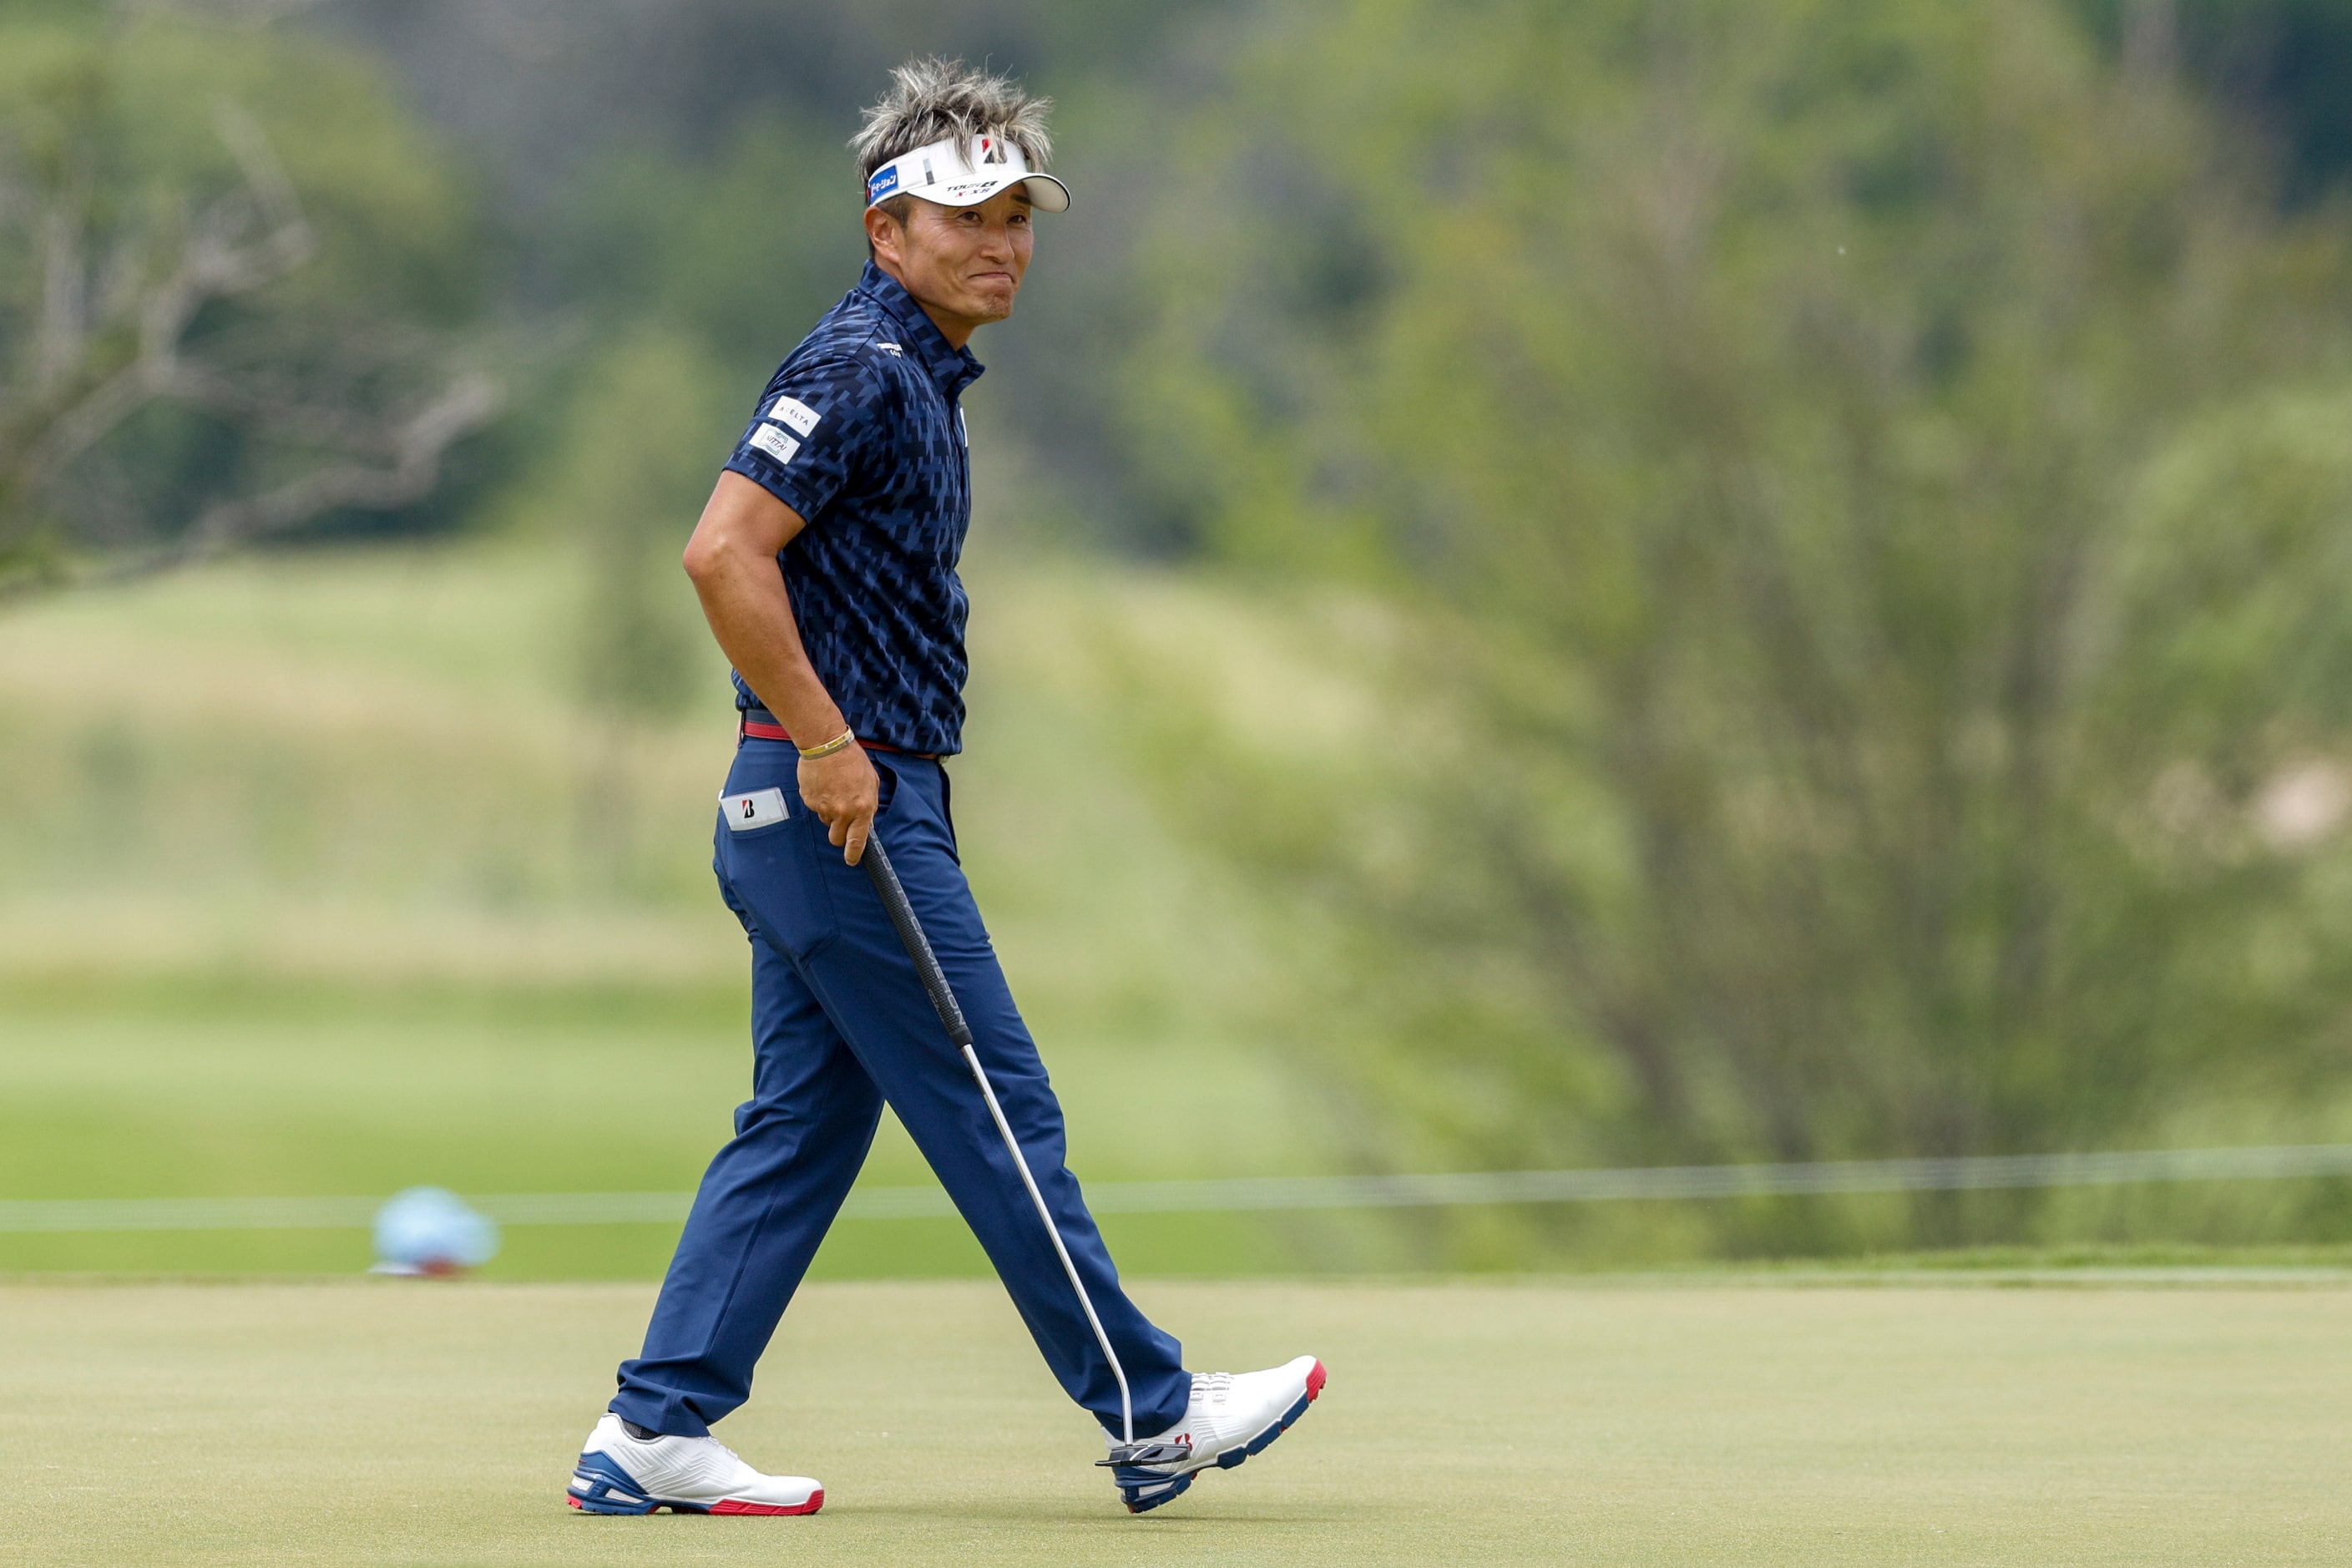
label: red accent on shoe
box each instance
[710,1489,824,1516]
[566,1495,584,1510]
[1305,1360,1328,1401]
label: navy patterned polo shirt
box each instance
[721,260,984,756]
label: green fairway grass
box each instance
[3,1277,2346,1567]
[0,975,1394,1278]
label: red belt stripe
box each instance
[737,712,938,760]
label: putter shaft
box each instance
[862,835,1139,1449]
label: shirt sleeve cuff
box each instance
[724,452,830,523]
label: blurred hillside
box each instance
[0,524,1404,1275]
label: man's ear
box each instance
[864,205,904,268]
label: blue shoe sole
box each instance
[1118,1360,1326,1514]
[569,1451,666,1515]
[566,1449,824,1517]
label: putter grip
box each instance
[862,835,976,1051]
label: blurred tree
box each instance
[307,0,1245,557]
[0,11,498,598]
[551,111,867,392]
[542,327,728,723]
[2074,0,2352,201]
[1131,0,2352,1248]
[491,323,728,883]
[314,0,1227,198]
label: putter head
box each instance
[1097,1437,1193,1468]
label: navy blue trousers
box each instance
[610,739,1190,1439]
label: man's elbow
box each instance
[681,529,728,585]
[685,478,797,585]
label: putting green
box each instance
[3,1277,2345,1566]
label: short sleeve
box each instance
[721,351,889,523]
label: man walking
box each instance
[564,58,1323,1520]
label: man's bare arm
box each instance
[682,471,881,865]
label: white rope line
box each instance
[4,1143,2350,1233]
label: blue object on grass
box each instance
[372,1186,498,1276]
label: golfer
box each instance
[564,59,1323,1520]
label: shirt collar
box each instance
[857,260,984,397]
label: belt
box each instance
[737,708,939,760]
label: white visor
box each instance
[864,133,1070,213]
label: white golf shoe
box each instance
[1107,1355,1327,1513]
[566,1413,823,1516]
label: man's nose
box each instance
[978,223,1014,261]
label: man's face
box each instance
[867,188,1034,341]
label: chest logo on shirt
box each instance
[747,424,800,465]
[720,787,789,831]
[874,341,904,357]
[766,396,821,437]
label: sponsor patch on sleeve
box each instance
[746,424,801,466]
[766,396,821,437]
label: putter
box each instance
[862,833,1189,1469]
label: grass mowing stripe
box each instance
[11,1141,2352,1232]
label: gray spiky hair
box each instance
[851,57,1054,185]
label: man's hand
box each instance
[800,744,881,866]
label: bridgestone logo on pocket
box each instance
[721,788,789,830]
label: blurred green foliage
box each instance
[2076,0,2352,200]
[551,114,868,392]
[526,327,726,722]
[0,8,493,576]
[1125,0,2352,1249]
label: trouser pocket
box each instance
[714,760,840,959]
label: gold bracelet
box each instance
[798,727,857,760]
